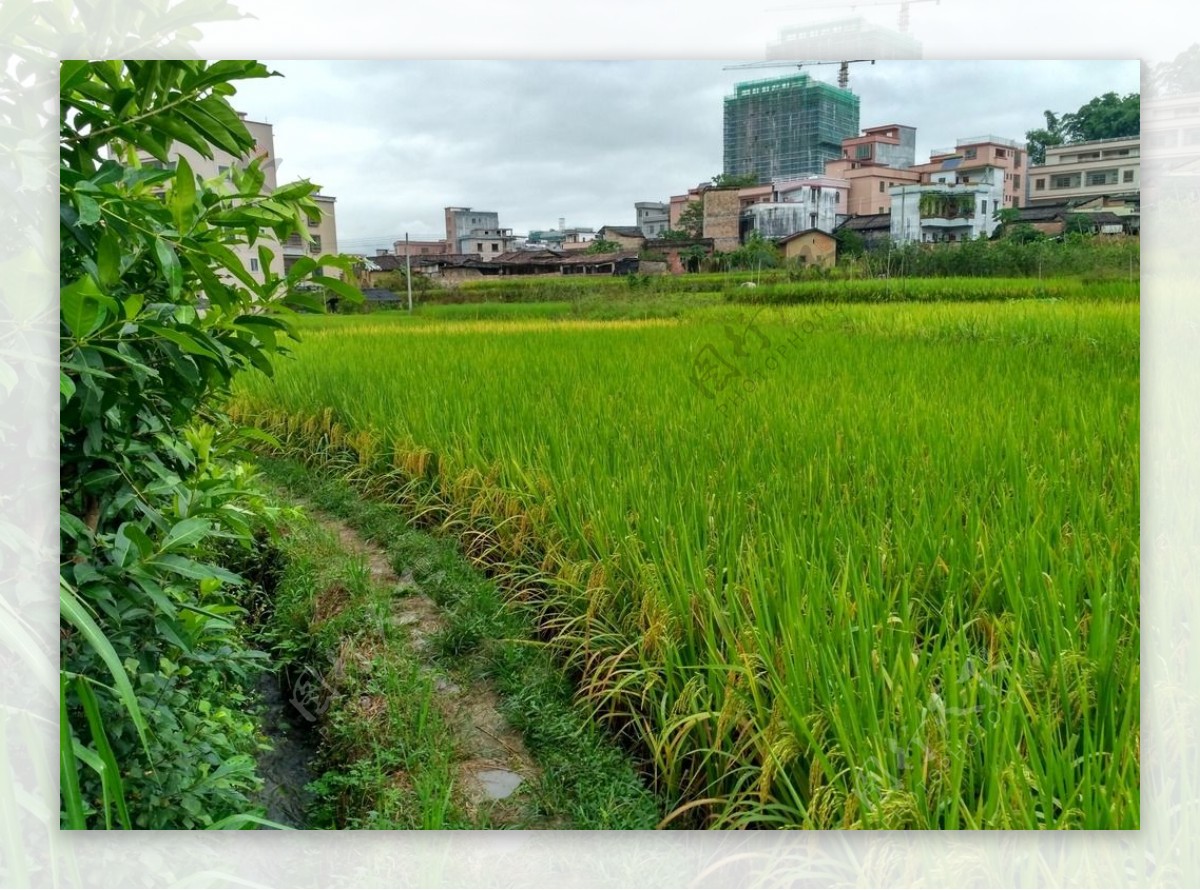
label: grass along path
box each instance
[256,458,661,829]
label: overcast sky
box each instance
[225,59,1139,254]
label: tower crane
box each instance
[723,59,876,90]
[764,0,941,35]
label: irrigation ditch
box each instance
[241,459,662,830]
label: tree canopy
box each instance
[1025,92,1140,165]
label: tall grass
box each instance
[232,300,1139,828]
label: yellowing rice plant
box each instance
[232,298,1139,829]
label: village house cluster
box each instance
[184,64,1180,293]
[358,70,1147,288]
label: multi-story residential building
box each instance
[741,176,851,238]
[824,124,922,215]
[461,227,518,259]
[723,73,860,182]
[838,124,917,169]
[147,112,339,282]
[910,135,1026,209]
[634,202,670,238]
[889,180,1003,244]
[443,207,519,258]
[1026,136,1141,208]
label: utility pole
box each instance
[405,232,413,312]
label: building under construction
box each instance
[723,73,861,182]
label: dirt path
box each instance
[315,512,551,827]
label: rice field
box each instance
[231,297,1139,829]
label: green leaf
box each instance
[284,256,317,283]
[75,676,132,830]
[96,227,121,289]
[312,275,363,304]
[154,238,183,300]
[60,580,149,753]
[146,554,241,585]
[60,675,87,830]
[281,289,327,313]
[60,372,76,401]
[170,155,196,233]
[140,323,222,361]
[160,517,211,553]
[60,60,91,93]
[123,292,144,320]
[75,194,101,226]
[61,276,104,339]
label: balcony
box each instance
[282,233,306,256]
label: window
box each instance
[491,243,499,252]
[981,200,987,215]
[1051,173,1080,189]
[1123,169,1135,183]
[1013,174,1021,190]
[250,258,259,272]
[964,147,977,159]
[310,235,322,254]
[809,212,817,228]
[835,192,841,204]
[1015,151,1022,169]
[1086,169,1118,186]
[879,181,885,193]
[879,206,885,213]
[476,242,483,251]
[218,165,229,175]
[996,148,1008,159]
[856,145,871,158]
[1035,178,1046,191]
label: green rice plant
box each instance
[231,298,1139,829]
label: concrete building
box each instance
[701,188,744,252]
[911,136,1026,209]
[741,176,850,238]
[839,124,917,169]
[723,73,860,182]
[635,202,670,238]
[1026,136,1140,209]
[889,180,1003,244]
[444,207,519,258]
[834,213,893,249]
[776,229,838,268]
[596,225,647,252]
[669,183,774,230]
[822,125,922,215]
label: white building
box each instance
[634,202,670,238]
[741,176,850,238]
[889,173,1004,244]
